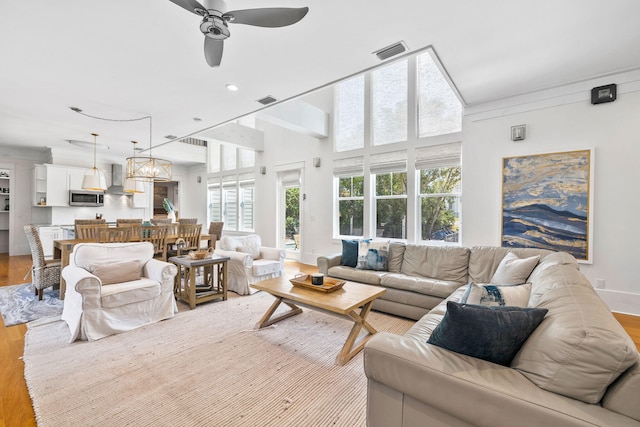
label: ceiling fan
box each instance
[169,0,309,67]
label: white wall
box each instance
[463,74,640,314]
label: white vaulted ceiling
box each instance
[1,0,639,164]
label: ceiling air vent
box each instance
[373,41,408,61]
[257,95,277,105]
[179,137,208,147]
[164,134,178,140]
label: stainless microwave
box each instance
[69,190,104,207]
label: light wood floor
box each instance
[1,254,638,427]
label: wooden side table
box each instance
[169,254,229,309]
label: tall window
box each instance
[208,185,221,221]
[222,182,237,230]
[337,176,364,236]
[372,60,408,145]
[416,143,461,243]
[240,183,254,231]
[335,75,365,152]
[375,172,407,239]
[417,52,462,137]
[222,146,237,171]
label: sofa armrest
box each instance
[143,259,177,293]
[260,246,285,263]
[317,252,342,275]
[364,333,622,427]
[214,249,253,268]
[62,265,102,308]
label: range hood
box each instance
[106,164,129,195]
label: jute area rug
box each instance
[24,291,413,426]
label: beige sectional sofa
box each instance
[363,250,640,426]
[317,244,553,320]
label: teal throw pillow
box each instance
[427,301,548,366]
[341,239,359,268]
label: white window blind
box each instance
[415,142,461,170]
[332,157,364,177]
[335,75,365,152]
[279,170,301,187]
[370,150,407,174]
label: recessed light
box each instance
[226,84,239,91]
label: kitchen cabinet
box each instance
[37,226,63,258]
[33,164,69,206]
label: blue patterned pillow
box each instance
[427,301,548,366]
[341,239,359,268]
[356,240,389,271]
[460,283,532,307]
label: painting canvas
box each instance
[502,149,592,261]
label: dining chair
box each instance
[74,219,106,236]
[208,221,224,248]
[141,225,169,261]
[24,225,61,300]
[168,224,202,257]
[178,218,198,225]
[116,218,142,240]
[150,217,172,225]
[76,223,108,241]
[98,227,132,243]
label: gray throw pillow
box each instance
[491,252,540,285]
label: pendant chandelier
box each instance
[126,116,172,182]
[69,107,172,183]
[81,133,108,191]
[123,141,145,193]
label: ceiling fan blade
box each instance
[168,0,207,15]
[223,7,309,28]
[204,37,224,67]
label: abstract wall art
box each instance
[501,149,592,262]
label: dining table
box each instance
[53,232,212,300]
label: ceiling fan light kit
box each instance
[169,0,309,67]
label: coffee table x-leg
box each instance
[254,296,379,365]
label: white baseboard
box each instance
[596,289,640,316]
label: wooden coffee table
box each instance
[251,276,386,365]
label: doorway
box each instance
[277,168,303,260]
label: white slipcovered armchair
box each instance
[214,235,285,295]
[61,242,178,342]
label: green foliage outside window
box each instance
[338,176,364,236]
[420,167,461,241]
[285,187,300,238]
[376,172,407,238]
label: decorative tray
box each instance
[289,274,346,293]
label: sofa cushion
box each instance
[461,283,531,307]
[387,242,406,273]
[356,240,389,271]
[237,244,260,259]
[72,242,153,271]
[219,234,261,253]
[251,259,281,277]
[512,264,639,404]
[327,265,386,285]
[381,273,463,299]
[427,301,548,366]
[341,239,359,267]
[100,278,161,308]
[491,252,539,285]
[468,246,554,284]
[400,246,469,283]
[90,260,141,285]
